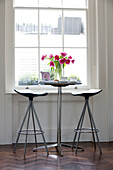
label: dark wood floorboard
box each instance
[0,142,113,170]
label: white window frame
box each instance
[5,0,98,93]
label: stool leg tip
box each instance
[33,148,37,152]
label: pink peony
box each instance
[50,61,54,67]
[55,55,59,60]
[41,55,47,60]
[59,58,66,65]
[68,56,72,59]
[63,58,66,62]
[60,52,67,57]
[49,54,53,59]
[42,52,75,71]
[71,59,75,64]
[66,59,70,64]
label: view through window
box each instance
[14,0,88,86]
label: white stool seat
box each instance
[72,89,102,98]
[14,89,48,99]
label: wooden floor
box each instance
[0,142,113,170]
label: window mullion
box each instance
[62,9,64,76]
[62,9,64,50]
[38,9,40,79]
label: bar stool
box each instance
[14,89,49,158]
[71,89,102,154]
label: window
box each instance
[13,0,88,87]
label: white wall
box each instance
[0,0,113,144]
[12,93,87,143]
[107,0,113,141]
[0,0,6,144]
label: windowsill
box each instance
[5,84,89,94]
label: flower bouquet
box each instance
[41,52,75,80]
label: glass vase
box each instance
[54,68,62,81]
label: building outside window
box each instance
[13,0,88,87]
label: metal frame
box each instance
[33,84,83,156]
[33,86,64,156]
[72,97,102,154]
[14,99,49,158]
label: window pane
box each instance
[14,0,38,7]
[39,0,61,7]
[14,3,88,86]
[63,0,87,8]
[15,48,38,85]
[64,48,87,85]
[14,0,87,8]
[15,10,38,47]
[40,10,62,47]
[63,10,87,47]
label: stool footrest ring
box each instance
[74,128,99,133]
[18,129,44,135]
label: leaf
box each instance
[51,67,54,71]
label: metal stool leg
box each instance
[87,101,102,154]
[32,102,49,156]
[14,101,31,153]
[86,100,96,150]
[31,104,37,147]
[75,102,86,154]
[24,108,30,158]
[72,102,87,149]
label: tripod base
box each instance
[14,100,49,157]
[72,99,102,154]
